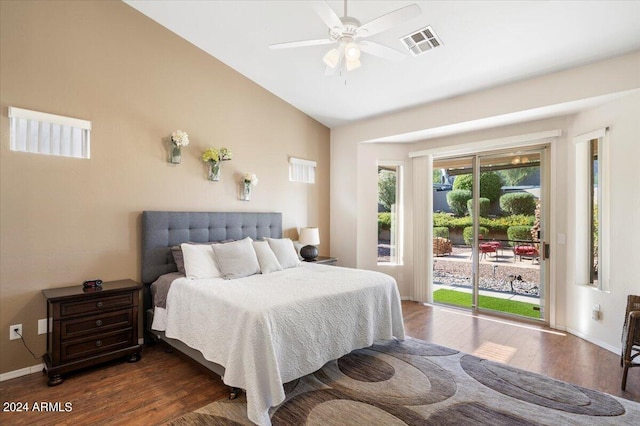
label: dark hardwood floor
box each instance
[1,301,637,425]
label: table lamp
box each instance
[299,227,320,261]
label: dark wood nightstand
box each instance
[42,279,142,386]
[304,256,338,266]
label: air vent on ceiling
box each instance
[400,26,442,56]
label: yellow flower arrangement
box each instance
[202,147,232,163]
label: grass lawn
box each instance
[433,288,541,319]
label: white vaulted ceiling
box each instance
[124,1,640,129]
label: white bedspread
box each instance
[152,263,405,425]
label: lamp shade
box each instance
[299,227,320,246]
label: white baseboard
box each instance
[563,326,620,355]
[0,363,44,382]
[2,339,145,382]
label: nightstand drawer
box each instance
[43,280,142,385]
[61,329,133,363]
[61,309,133,340]
[60,293,133,317]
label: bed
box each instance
[141,211,405,426]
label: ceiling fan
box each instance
[269,1,422,74]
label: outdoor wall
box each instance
[0,1,330,375]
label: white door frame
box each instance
[410,129,559,327]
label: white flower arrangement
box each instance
[243,172,259,186]
[171,130,190,147]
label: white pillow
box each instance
[181,243,221,279]
[265,237,301,269]
[292,240,304,260]
[252,241,283,274]
[211,237,260,279]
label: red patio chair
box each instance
[514,244,539,263]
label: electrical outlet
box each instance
[592,304,601,320]
[38,318,49,335]
[10,324,22,340]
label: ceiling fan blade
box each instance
[359,41,406,61]
[357,4,422,37]
[312,1,343,30]
[269,38,335,49]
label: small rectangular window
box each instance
[377,163,402,265]
[9,106,91,159]
[589,138,600,287]
[289,157,316,183]
[575,128,607,291]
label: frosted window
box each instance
[9,107,91,159]
[289,157,316,183]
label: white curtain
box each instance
[412,154,432,302]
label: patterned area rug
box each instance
[168,338,640,425]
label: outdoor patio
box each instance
[378,241,541,303]
[434,246,541,313]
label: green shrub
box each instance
[500,192,536,215]
[453,172,503,203]
[433,227,449,239]
[507,225,533,246]
[378,212,392,233]
[433,213,472,229]
[378,170,396,211]
[446,189,472,216]
[482,173,503,202]
[463,226,489,245]
[482,215,535,232]
[433,212,534,233]
[593,204,598,257]
[467,197,490,217]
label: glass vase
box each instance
[208,161,221,181]
[169,144,181,164]
[241,181,251,201]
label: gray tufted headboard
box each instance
[141,211,282,285]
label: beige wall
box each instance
[0,1,329,374]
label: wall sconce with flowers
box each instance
[201,147,232,181]
[240,172,258,201]
[169,130,189,164]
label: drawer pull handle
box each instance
[96,302,103,308]
[96,340,102,347]
[96,320,103,327]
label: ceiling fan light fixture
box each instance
[273,1,422,76]
[323,48,340,68]
[345,42,361,60]
[346,57,361,71]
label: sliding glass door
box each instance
[432,148,547,321]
